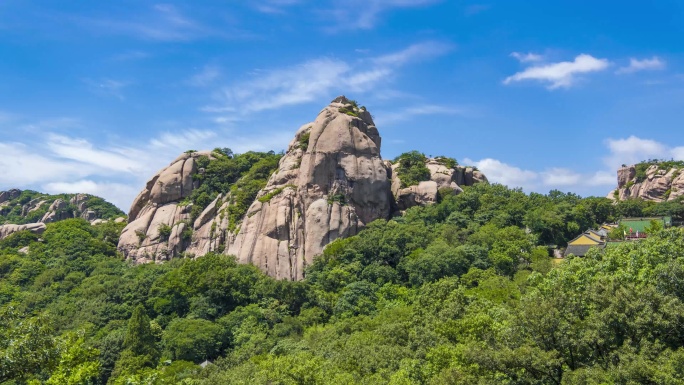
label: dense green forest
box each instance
[3,183,684,384]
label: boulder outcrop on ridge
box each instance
[118,97,489,280]
[0,223,46,240]
[0,189,125,240]
[117,151,213,262]
[389,158,488,211]
[608,163,684,202]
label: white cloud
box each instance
[460,136,684,196]
[254,0,302,14]
[541,168,582,186]
[75,4,242,42]
[323,0,441,31]
[617,56,666,74]
[587,171,615,186]
[0,142,94,185]
[46,134,145,173]
[377,104,466,125]
[83,78,130,100]
[373,41,453,66]
[148,129,218,151]
[603,136,669,170]
[510,52,543,63]
[219,58,351,113]
[0,116,293,211]
[463,158,538,190]
[188,66,221,87]
[504,54,610,89]
[210,41,451,113]
[672,146,684,160]
[43,180,139,211]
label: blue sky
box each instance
[1,0,683,209]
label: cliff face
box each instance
[0,189,125,240]
[118,97,488,279]
[117,151,212,262]
[609,164,684,202]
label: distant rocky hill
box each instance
[609,160,684,202]
[0,189,126,240]
[118,96,487,280]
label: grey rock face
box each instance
[389,158,487,213]
[0,222,46,240]
[225,98,390,280]
[119,97,489,280]
[117,151,212,263]
[611,164,684,202]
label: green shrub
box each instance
[434,156,458,169]
[395,151,431,187]
[158,224,172,241]
[181,227,193,241]
[327,193,346,205]
[135,230,146,245]
[339,107,358,117]
[258,185,296,203]
[298,132,311,151]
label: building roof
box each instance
[568,232,602,245]
[565,243,605,257]
[587,229,605,239]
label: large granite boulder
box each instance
[610,163,684,202]
[118,97,489,280]
[389,158,488,212]
[117,151,212,263]
[0,222,46,240]
[224,97,390,279]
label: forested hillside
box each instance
[0,189,124,225]
[2,184,684,384]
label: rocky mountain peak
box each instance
[609,161,684,202]
[0,189,126,241]
[117,98,488,280]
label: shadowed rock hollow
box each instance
[117,97,488,280]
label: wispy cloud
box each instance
[463,135,684,194]
[188,66,222,87]
[323,0,441,31]
[0,115,292,210]
[83,78,130,100]
[218,58,351,113]
[616,56,666,74]
[603,136,683,169]
[377,104,466,125]
[504,54,610,89]
[43,180,139,210]
[209,41,451,113]
[254,0,302,14]
[510,52,543,63]
[73,4,240,42]
[373,41,453,66]
[464,4,491,16]
[111,50,151,61]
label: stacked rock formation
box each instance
[117,151,212,262]
[0,190,125,240]
[389,158,487,211]
[609,164,684,202]
[118,97,488,280]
